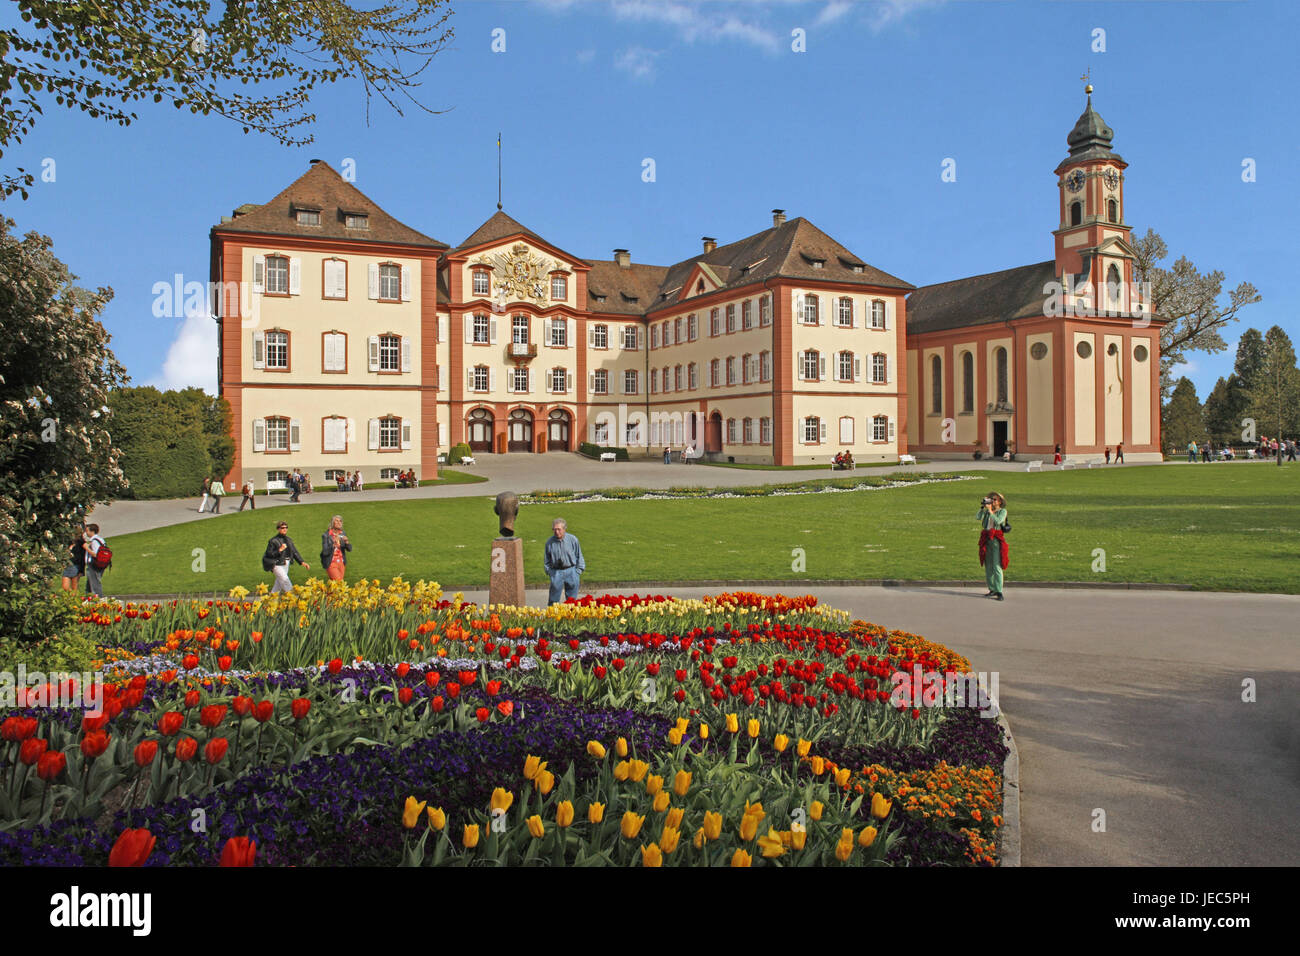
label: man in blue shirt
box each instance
[544,518,585,605]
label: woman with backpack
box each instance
[239,478,256,511]
[209,477,225,513]
[82,523,109,597]
[977,493,1009,601]
[321,515,352,581]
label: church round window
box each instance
[1076,341,1093,359]
[1030,342,1048,360]
[1134,344,1149,362]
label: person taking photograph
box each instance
[977,492,1009,601]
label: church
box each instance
[209,86,1164,489]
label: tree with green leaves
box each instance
[108,385,234,498]
[1245,326,1300,440]
[1130,229,1261,402]
[0,0,453,196]
[1201,376,1239,445]
[1233,327,1266,390]
[0,216,127,603]
[1161,376,1205,454]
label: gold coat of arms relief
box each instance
[475,243,554,308]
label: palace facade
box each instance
[211,89,1163,487]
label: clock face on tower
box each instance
[1066,169,1086,193]
[1104,169,1120,189]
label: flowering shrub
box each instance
[0,586,1007,866]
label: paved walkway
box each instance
[89,453,1152,537]
[454,583,1298,867]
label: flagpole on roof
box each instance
[497,132,502,211]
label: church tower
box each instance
[1053,85,1147,318]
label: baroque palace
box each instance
[211,89,1164,487]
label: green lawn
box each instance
[695,460,920,471]
[103,464,1300,595]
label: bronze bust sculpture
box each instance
[494,491,520,537]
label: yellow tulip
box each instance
[871,793,893,819]
[725,714,739,734]
[796,739,812,757]
[586,740,606,759]
[703,811,723,841]
[615,737,629,758]
[773,733,789,753]
[640,843,663,867]
[658,825,681,854]
[671,770,692,798]
[730,849,752,868]
[555,800,575,827]
[588,802,605,824]
[526,814,545,839]
[665,807,684,830]
[652,790,670,813]
[523,754,543,780]
[743,800,765,821]
[757,827,786,858]
[699,723,709,740]
[674,716,689,733]
[739,814,759,842]
[628,759,649,782]
[834,767,852,788]
[490,788,514,813]
[810,756,826,776]
[747,718,760,738]
[835,839,854,862]
[810,801,824,821]
[666,728,683,746]
[536,769,555,795]
[463,824,480,848]
[613,760,631,781]
[693,827,705,849]
[426,806,446,831]
[858,826,878,848]
[791,828,807,850]
[645,774,664,796]
[840,827,855,844]
[402,796,427,829]
[621,811,646,839]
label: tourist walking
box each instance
[61,531,86,591]
[1053,443,1062,466]
[321,515,352,581]
[976,493,1009,602]
[1115,442,1124,464]
[263,521,309,593]
[289,469,302,503]
[1104,447,1111,464]
[544,517,585,606]
[663,446,671,465]
[209,477,224,513]
[82,523,108,597]
[1202,441,1212,463]
[1288,440,1297,462]
[354,470,364,492]
[239,478,256,511]
[198,476,212,512]
[1187,441,1197,463]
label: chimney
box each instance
[309,158,323,165]
[702,237,717,254]
[613,248,631,268]
[772,209,786,227]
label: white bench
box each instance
[265,479,286,491]
[829,461,856,471]
[599,452,616,462]
[1087,459,1103,469]
[1025,460,1042,472]
[1060,460,1076,470]
[898,455,917,466]
[460,456,476,466]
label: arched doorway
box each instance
[706,412,723,453]
[467,408,494,453]
[547,409,571,451]
[687,412,699,448]
[507,408,534,453]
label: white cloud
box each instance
[813,2,854,27]
[609,0,782,53]
[614,46,663,80]
[866,0,944,33]
[148,311,217,392]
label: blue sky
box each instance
[4,0,1297,401]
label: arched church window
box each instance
[1070,201,1082,226]
[1107,264,1122,308]
[1108,198,1118,223]
[930,355,942,414]
[995,347,1008,404]
[961,351,974,413]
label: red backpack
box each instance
[91,540,112,571]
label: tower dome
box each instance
[1063,90,1122,164]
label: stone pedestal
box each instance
[488,537,526,608]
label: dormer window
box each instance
[345,213,369,230]
[853,264,864,274]
[696,280,705,293]
[295,209,321,226]
[811,259,824,269]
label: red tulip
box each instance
[446,682,461,699]
[36,750,67,781]
[497,700,514,718]
[558,659,572,673]
[397,629,409,641]
[290,698,311,720]
[253,700,274,723]
[199,704,228,728]
[475,707,490,723]
[612,658,626,671]
[1,717,37,741]
[184,690,200,709]
[592,665,607,679]
[19,738,48,765]
[82,712,110,732]
[431,696,445,712]
[458,670,476,685]
[568,639,580,651]
[219,836,257,867]
[157,669,178,683]
[182,654,200,670]
[109,828,156,867]
[394,663,411,678]
[327,659,343,675]
[133,740,159,767]
[80,731,110,759]
[231,696,253,717]
[485,680,501,696]
[175,737,198,762]
[398,687,414,705]
[424,671,441,688]
[204,737,229,764]
[646,662,660,676]
[217,656,232,672]
[158,712,184,736]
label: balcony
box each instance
[509,342,538,360]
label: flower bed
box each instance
[0,583,1007,867]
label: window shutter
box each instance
[588,325,595,348]
[252,255,265,294]
[437,364,445,392]
[524,368,532,393]
[368,335,380,371]
[401,421,412,449]
[466,367,474,391]
[543,318,551,343]
[401,266,412,302]
[463,315,473,344]
[252,419,266,452]
[368,263,379,300]
[819,356,827,380]
[854,357,862,381]
[439,314,448,343]
[401,338,412,373]
[489,317,498,344]
[368,419,380,450]
[889,418,896,440]
[797,351,805,381]
[324,333,337,371]
[439,422,447,447]
[289,419,301,451]
[253,330,265,369]
[289,258,301,295]
[885,354,891,383]
[489,368,496,392]
[545,370,553,394]
[884,302,891,331]
[505,369,514,394]
[795,293,805,323]
[820,420,827,442]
